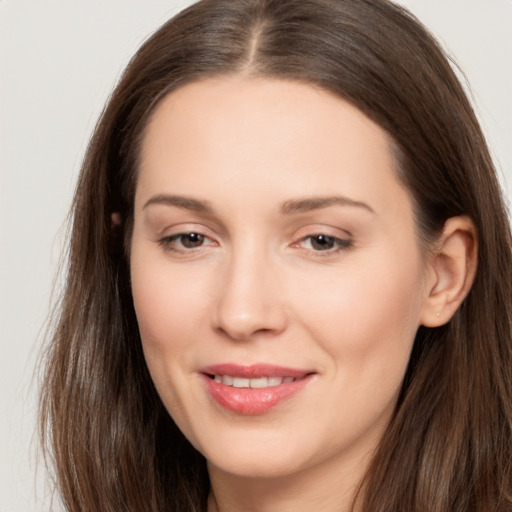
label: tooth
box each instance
[250,377,268,388]
[268,377,283,387]
[214,375,294,388]
[232,377,250,388]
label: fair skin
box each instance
[130,76,476,512]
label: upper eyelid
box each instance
[152,218,226,239]
[156,221,217,236]
[291,223,353,239]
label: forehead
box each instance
[136,76,411,222]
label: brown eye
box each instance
[309,234,337,251]
[178,233,205,248]
[158,231,217,254]
[296,233,352,254]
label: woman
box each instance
[40,0,512,510]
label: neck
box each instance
[206,448,371,512]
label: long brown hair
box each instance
[40,0,512,510]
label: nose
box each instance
[212,248,288,341]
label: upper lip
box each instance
[200,363,313,379]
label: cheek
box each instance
[292,249,425,374]
[130,253,211,367]
[130,253,215,437]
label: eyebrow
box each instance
[143,194,214,213]
[281,196,375,215]
[142,194,375,216]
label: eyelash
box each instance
[295,234,353,255]
[158,232,216,252]
[158,232,352,256]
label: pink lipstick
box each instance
[200,364,314,415]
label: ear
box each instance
[420,216,478,327]
[111,212,122,228]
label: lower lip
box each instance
[202,375,312,415]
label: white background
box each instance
[1,1,511,510]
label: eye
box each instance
[175,232,206,248]
[299,234,352,252]
[159,232,215,251]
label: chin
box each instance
[197,428,321,480]
[207,452,307,480]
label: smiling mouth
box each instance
[201,364,314,415]
[209,375,298,388]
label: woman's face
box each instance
[130,77,432,481]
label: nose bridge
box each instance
[213,238,287,340]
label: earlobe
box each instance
[111,212,122,229]
[420,216,478,327]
